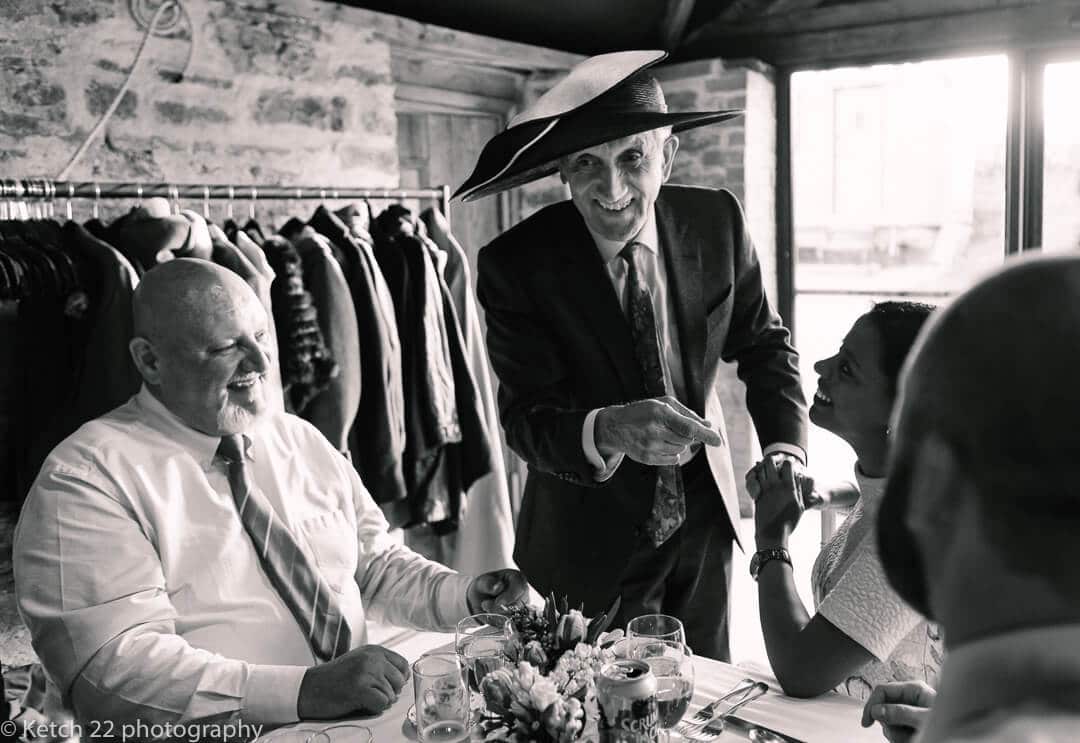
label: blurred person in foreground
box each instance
[14,258,526,726]
[749,302,943,698]
[868,253,1080,742]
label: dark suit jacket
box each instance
[476,185,808,613]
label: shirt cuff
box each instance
[583,408,624,482]
[435,572,474,629]
[763,442,806,465]
[243,664,307,724]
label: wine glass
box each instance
[626,614,686,646]
[631,639,695,742]
[455,613,513,694]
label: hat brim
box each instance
[454,109,743,202]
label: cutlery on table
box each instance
[734,716,809,743]
[683,682,769,741]
[674,677,755,737]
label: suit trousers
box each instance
[611,450,734,661]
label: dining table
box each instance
[258,628,886,743]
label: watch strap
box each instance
[750,547,791,581]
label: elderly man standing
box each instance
[14,258,527,725]
[462,50,808,660]
[867,254,1080,741]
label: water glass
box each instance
[626,614,686,646]
[412,652,471,742]
[455,613,513,692]
[631,639,695,739]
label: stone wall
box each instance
[1,0,400,222]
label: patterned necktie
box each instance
[217,434,352,662]
[619,242,686,546]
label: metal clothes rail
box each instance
[0,179,452,229]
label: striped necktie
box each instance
[217,434,351,662]
[620,241,686,546]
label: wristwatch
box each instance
[749,547,791,581]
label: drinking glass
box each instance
[455,613,513,693]
[412,652,471,742]
[631,639,695,741]
[626,614,686,646]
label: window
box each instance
[790,56,1009,484]
[1042,60,1080,254]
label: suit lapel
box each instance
[657,193,706,414]
[556,211,644,398]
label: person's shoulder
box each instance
[266,409,346,463]
[482,199,578,258]
[35,398,150,481]
[659,184,742,215]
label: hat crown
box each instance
[587,73,668,117]
[511,50,667,127]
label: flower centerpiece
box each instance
[479,594,622,742]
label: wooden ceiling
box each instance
[335,0,1080,69]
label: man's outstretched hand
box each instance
[595,396,722,466]
[467,569,529,614]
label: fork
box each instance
[674,678,757,738]
[691,682,770,741]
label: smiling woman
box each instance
[750,301,941,700]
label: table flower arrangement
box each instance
[478,595,622,743]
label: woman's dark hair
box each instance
[865,301,937,391]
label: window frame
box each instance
[775,44,1080,334]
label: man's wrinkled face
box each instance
[153,285,274,436]
[558,130,678,243]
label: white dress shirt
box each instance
[580,209,803,480]
[14,387,472,725]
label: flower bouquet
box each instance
[478,594,622,742]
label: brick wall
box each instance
[657,59,780,517]
[0,0,400,222]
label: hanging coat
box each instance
[309,206,408,523]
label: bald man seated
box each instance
[14,258,527,726]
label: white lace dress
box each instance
[810,469,944,699]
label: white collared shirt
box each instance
[14,387,472,725]
[581,210,802,479]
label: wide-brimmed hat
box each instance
[454,50,743,202]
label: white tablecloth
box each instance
[259,630,883,743]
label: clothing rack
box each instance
[0,178,452,229]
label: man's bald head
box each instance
[879,254,1080,624]
[129,258,273,436]
[132,259,258,347]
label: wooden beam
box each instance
[390,48,525,102]
[682,0,1080,68]
[685,0,1043,45]
[661,0,698,50]
[762,0,824,15]
[394,83,517,116]
[713,0,781,23]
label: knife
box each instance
[722,715,809,743]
